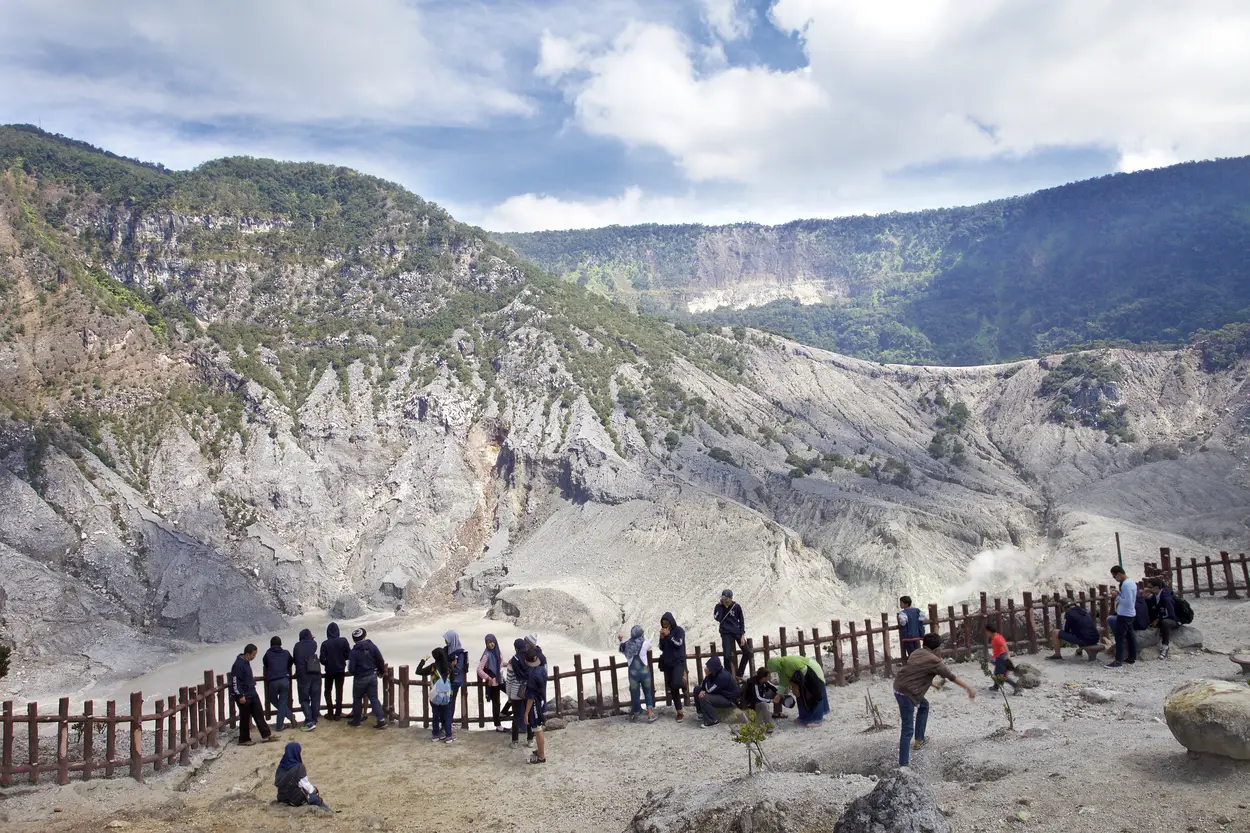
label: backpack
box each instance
[303,652,321,676]
[432,676,452,706]
[1174,597,1194,625]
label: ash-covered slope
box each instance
[1,127,1248,697]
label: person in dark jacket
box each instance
[1047,602,1101,659]
[1147,578,1180,659]
[319,622,350,720]
[507,637,533,749]
[713,590,749,678]
[263,636,296,732]
[346,627,387,729]
[230,644,274,745]
[274,742,330,811]
[292,628,321,731]
[415,647,455,743]
[741,667,779,733]
[897,596,928,660]
[443,630,469,733]
[658,612,688,722]
[695,655,741,728]
[521,649,548,764]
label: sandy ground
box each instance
[2,597,1249,833]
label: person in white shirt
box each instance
[1106,565,1138,667]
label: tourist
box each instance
[741,667,779,733]
[443,630,468,731]
[1146,578,1179,659]
[477,633,511,732]
[524,633,548,666]
[1046,601,1101,660]
[346,627,387,728]
[275,742,330,812]
[416,648,455,743]
[231,643,275,745]
[892,633,976,767]
[522,648,548,764]
[507,637,533,749]
[984,623,1021,694]
[618,625,658,723]
[766,654,829,727]
[292,628,321,732]
[658,612,688,722]
[319,622,350,721]
[713,589,749,678]
[694,655,741,728]
[263,636,296,732]
[897,596,928,659]
[1105,566,1138,667]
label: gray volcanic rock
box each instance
[833,769,951,833]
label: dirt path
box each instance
[2,598,1249,833]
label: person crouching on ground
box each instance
[766,654,829,727]
[275,741,330,812]
[1047,601,1100,660]
[742,667,779,733]
[658,612,688,722]
[695,656,741,728]
[984,623,1021,694]
[891,633,975,768]
[346,627,387,729]
[478,633,511,732]
[507,637,533,749]
[618,625,658,723]
[522,649,548,764]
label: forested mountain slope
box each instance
[496,158,1250,365]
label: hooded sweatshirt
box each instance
[659,613,687,671]
[443,631,468,687]
[347,638,385,680]
[1061,606,1100,645]
[293,629,320,680]
[319,623,351,675]
[619,625,652,673]
[230,653,258,699]
[263,643,294,683]
[274,742,308,806]
[698,656,740,700]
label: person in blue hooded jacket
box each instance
[262,636,296,732]
[346,627,387,729]
[443,630,469,732]
[658,612,688,722]
[292,628,321,731]
[319,623,350,721]
[694,655,741,728]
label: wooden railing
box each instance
[4,546,1245,786]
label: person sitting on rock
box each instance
[741,667,780,733]
[891,633,976,768]
[984,623,1021,694]
[897,596,928,660]
[1146,578,1180,660]
[1046,601,1101,660]
[695,655,741,728]
[274,741,330,812]
[766,655,829,727]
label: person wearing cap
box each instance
[521,649,548,764]
[346,627,387,729]
[713,589,749,678]
[1046,601,1101,660]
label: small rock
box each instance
[544,717,567,731]
[1017,798,1032,806]
[1081,688,1115,704]
[106,822,133,830]
[1215,816,1232,825]
[54,808,64,813]
[1014,810,1031,823]
[803,759,821,773]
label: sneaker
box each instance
[1160,645,1170,659]
[1103,661,1123,668]
[444,736,455,744]
[239,739,257,747]
[647,713,659,723]
[431,735,444,742]
[676,712,684,723]
[301,724,316,732]
[346,721,363,727]
[526,738,534,748]
[701,720,720,729]
[511,741,519,749]
[495,726,510,733]
[261,736,279,743]
[373,720,387,729]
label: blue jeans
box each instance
[350,676,384,723]
[895,692,929,766]
[268,679,295,729]
[629,670,654,714]
[297,676,321,726]
[432,700,454,738]
[1112,614,1138,663]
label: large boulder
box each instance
[833,769,951,833]
[330,595,364,619]
[1164,679,1250,760]
[1170,626,1203,650]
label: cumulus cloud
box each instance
[701,0,751,41]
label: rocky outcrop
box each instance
[1164,679,1250,760]
[833,769,951,833]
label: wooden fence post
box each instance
[811,628,823,667]
[154,700,165,773]
[166,696,176,767]
[398,666,411,728]
[796,629,808,657]
[1190,558,1200,594]
[880,614,893,677]
[1220,552,1240,599]
[28,702,38,785]
[178,687,191,766]
[1176,556,1185,597]
[574,655,586,720]
[847,621,860,676]
[1022,592,1037,654]
[646,649,657,710]
[779,627,788,656]
[1241,554,1250,591]
[761,635,771,665]
[553,666,564,718]
[105,700,116,777]
[216,675,228,730]
[1,700,11,787]
[129,692,143,783]
[862,622,876,675]
[592,659,605,715]
[56,697,70,786]
[744,638,757,676]
[609,657,622,717]
[82,700,95,781]
[204,670,218,748]
[830,621,845,686]
[1205,555,1216,596]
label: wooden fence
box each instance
[4,547,1246,786]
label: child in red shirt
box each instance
[985,623,1021,694]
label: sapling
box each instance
[731,711,772,775]
[979,651,1014,730]
[863,689,888,731]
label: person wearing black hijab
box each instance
[506,637,532,749]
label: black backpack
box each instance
[1174,597,1194,625]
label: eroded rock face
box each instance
[833,769,952,833]
[1164,679,1250,760]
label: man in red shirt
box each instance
[985,623,1021,694]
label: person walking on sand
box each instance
[346,627,387,729]
[292,628,322,732]
[478,634,511,732]
[416,647,455,743]
[892,633,976,768]
[713,589,749,678]
[231,643,275,746]
[985,623,1021,694]
[618,625,658,723]
[507,637,533,749]
[522,648,549,764]
[659,612,688,722]
[319,622,350,721]
[766,654,829,727]
[263,636,296,732]
[443,630,469,732]
[1046,601,1100,660]
[1106,565,1138,668]
[695,656,741,728]
[274,742,331,812]
[897,596,928,660]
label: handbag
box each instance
[505,666,525,701]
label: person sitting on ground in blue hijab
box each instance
[274,742,330,812]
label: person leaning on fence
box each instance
[275,741,331,812]
[292,628,321,732]
[897,596,928,660]
[478,633,512,732]
[1145,578,1179,660]
[522,648,548,764]
[347,627,387,729]
[443,630,469,733]
[766,654,829,727]
[1105,565,1139,668]
[263,636,297,732]
[658,612,689,722]
[891,633,975,768]
[741,667,779,734]
[618,625,658,723]
[231,643,275,745]
[1046,601,1101,660]
[416,647,455,743]
[506,637,533,749]
[695,655,741,728]
[319,622,350,721]
[713,589,750,679]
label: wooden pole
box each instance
[104,700,116,778]
[863,621,876,674]
[847,621,860,676]
[399,666,411,728]
[609,656,622,716]
[165,696,176,766]
[880,614,894,677]
[129,692,143,783]
[552,666,563,718]
[82,700,95,781]
[204,670,218,748]
[154,700,165,773]
[1221,552,1240,599]
[830,620,845,686]
[574,655,586,720]
[56,697,70,786]
[28,702,39,785]
[1,700,11,787]
[178,687,191,766]
[1023,592,1038,654]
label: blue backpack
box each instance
[432,676,452,706]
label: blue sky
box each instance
[3,0,1249,231]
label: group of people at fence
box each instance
[228,568,1194,809]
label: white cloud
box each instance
[701,0,750,41]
